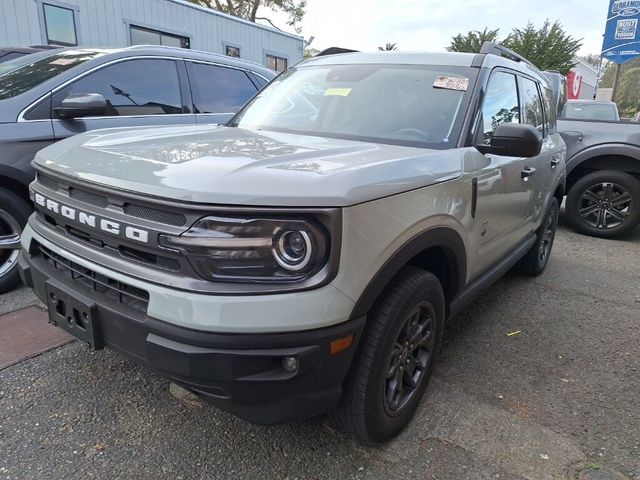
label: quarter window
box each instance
[225,45,241,58]
[187,63,257,113]
[43,3,77,46]
[266,54,287,72]
[130,25,190,49]
[521,78,545,136]
[543,87,556,134]
[52,59,183,117]
[479,71,520,145]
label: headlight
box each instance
[159,215,330,283]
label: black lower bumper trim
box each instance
[19,248,365,425]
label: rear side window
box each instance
[52,59,183,116]
[479,71,520,145]
[187,62,257,113]
[521,78,545,136]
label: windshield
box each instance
[0,49,107,100]
[231,64,476,148]
[561,102,618,121]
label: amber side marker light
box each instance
[330,334,354,355]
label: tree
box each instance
[448,20,581,74]
[502,20,581,75]
[378,43,398,51]
[448,27,500,53]
[187,0,306,32]
[615,67,640,115]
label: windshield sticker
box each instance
[324,87,352,97]
[433,76,469,91]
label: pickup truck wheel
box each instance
[514,197,559,276]
[0,188,30,293]
[566,170,640,238]
[332,266,444,444]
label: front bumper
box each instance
[18,237,365,425]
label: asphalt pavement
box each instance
[1,217,639,480]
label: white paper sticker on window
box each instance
[50,58,76,66]
[433,76,469,91]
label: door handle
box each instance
[551,155,562,168]
[521,167,536,181]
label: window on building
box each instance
[521,77,545,136]
[187,62,258,113]
[130,25,190,49]
[266,54,287,72]
[43,3,77,46]
[52,59,183,117]
[225,45,240,58]
[479,71,520,145]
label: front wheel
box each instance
[565,170,640,238]
[0,188,31,293]
[332,266,444,444]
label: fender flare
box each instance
[567,143,640,175]
[349,226,467,319]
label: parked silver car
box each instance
[0,45,274,292]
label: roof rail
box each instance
[479,42,536,68]
[316,47,359,57]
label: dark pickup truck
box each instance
[558,118,640,238]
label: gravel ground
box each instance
[0,219,639,480]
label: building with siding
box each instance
[0,0,303,71]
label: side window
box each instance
[543,87,556,134]
[251,73,269,88]
[479,71,520,145]
[521,78,545,136]
[187,63,257,113]
[52,59,183,116]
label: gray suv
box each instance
[19,43,566,443]
[0,45,274,292]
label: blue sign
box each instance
[602,0,640,63]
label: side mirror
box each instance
[55,93,107,119]
[477,123,543,158]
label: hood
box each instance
[33,124,463,207]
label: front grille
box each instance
[37,242,149,313]
[123,203,187,226]
[69,187,109,208]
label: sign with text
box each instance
[602,0,640,63]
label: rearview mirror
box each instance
[55,93,107,119]
[477,123,543,158]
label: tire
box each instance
[514,197,559,276]
[0,187,31,293]
[332,266,444,444]
[565,170,640,238]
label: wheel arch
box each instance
[0,166,33,204]
[567,146,640,192]
[350,227,467,320]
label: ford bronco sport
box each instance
[19,43,566,444]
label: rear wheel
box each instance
[332,266,444,444]
[514,197,559,276]
[565,170,640,238]
[0,188,31,293]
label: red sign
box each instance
[567,71,583,99]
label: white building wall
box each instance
[0,0,304,68]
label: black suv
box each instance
[0,45,274,292]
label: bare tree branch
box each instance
[254,16,282,31]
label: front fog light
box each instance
[274,230,312,271]
[282,356,298,372]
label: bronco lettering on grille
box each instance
[34,192,149,244]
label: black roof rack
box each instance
[316,47,359,57]
[479,42,536,68]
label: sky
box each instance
[266,0,612,56]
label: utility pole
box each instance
[611,63,622,103]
